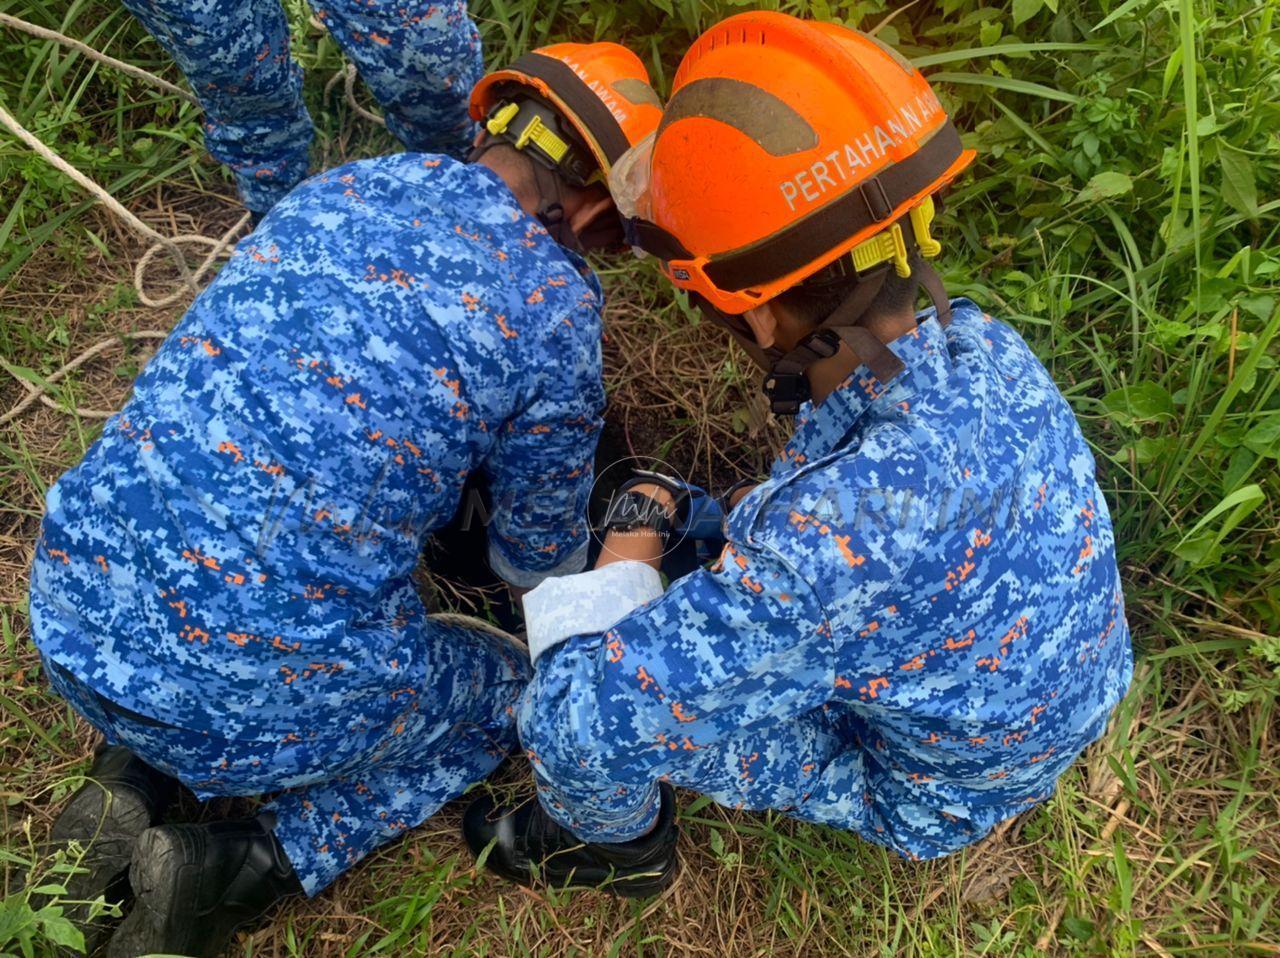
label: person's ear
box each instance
[567,193,616,237]
[742,304,780,350]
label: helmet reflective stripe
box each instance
[659,78,818,156]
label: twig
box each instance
[1035,899,1067,950]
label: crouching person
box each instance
[464,13,1133,895]
[29,44,660,955]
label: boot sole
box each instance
[107,827,198,958]
[46,781,154,954]
[108,827,288,958]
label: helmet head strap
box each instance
[761,255,953,416]
[470,119,623,254]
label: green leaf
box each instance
[1222,448,1256,494]
[1173,484,1265,567]
[0,900,36,943]
[924,72,1081,104]
[1219,145,1259,219]
[1062,915,1096,940]
[1075,171,1133,205]
[1242,413,1280,458]
[910,42,1103,68]
[709,828,725,858]
[1013,0,1045,24]
[1101,382,1175,423]
[26,886,67,897]
[1109,436,1170,465]
[34,915,82,952]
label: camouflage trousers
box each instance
[122,0,482,211]
[46,617,528,895]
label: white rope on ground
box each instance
[0,13,197,104]
[0,206,247,422]
[0,331,169,426]
[133,210,252,308]
[0,103,200,292]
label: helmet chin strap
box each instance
[527,157,577,251]
[762,257,954,416]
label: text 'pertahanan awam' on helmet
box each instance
[470,42,663,188]
[616,12,975,316]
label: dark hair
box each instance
[775,248,923,329]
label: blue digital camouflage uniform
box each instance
[122,0,482,212]
[29,153,605,894]
[519,300,1133,858]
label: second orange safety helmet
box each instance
[470,43,663,188]
[618,12,975,315]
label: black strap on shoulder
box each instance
[507,52,632,167]
[915,259,952,327]
[704,120,965,293]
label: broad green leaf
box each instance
[1219,145,1259,219]
[1075,171,1133,204]
[34,915,82,952]
[1242,413,1280,458]
[0,900,36,942]
[1222,448,1256,494]
[1013,0,1045,24]
[1109,436,1170,465]
[1101,382,1175,423]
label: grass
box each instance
[1,0,1278,955]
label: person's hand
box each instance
[726,482,759,509]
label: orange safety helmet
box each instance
[470,43,663,188]
[618,12,975,316]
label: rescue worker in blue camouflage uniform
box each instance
[29,43,662,954]
[464,12,1134,896]
[121,0,484,218]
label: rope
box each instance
[0,13,197,104]
[0,103,200,291]
[0,331,169,426]
[133,211,252,308]
[326,63,387,127]
[0,15,383,424]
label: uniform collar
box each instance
[776,309,953,470]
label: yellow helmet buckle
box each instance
[514,115,570,164]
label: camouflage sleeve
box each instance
[518,537,837,783]
[482,305,605,589]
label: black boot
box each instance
[105,814,303,958]
[462,783,679,898]
[44,745,178,952]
